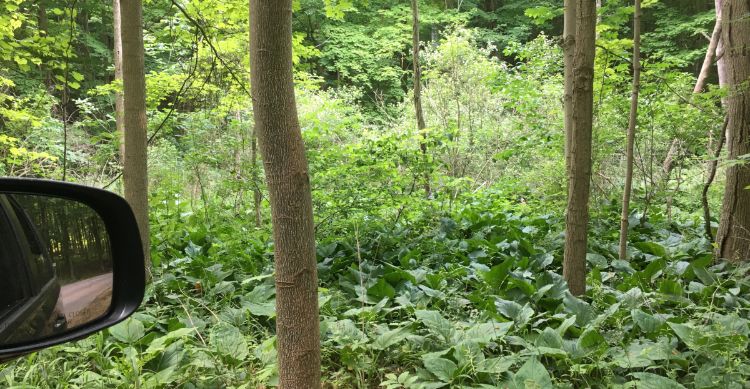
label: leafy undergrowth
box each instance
[3,193,750,389]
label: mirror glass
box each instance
[0,193,113,346]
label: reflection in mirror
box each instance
[0,194,113,346]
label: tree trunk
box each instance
[251,127,262,227]
[715,0,728,94]
[703,117,728,240]
[120,0,151,276]
[564,0,596,296]
[563,0,577,176]
[113,0,125,160]
[249,1,321,387]
[715,0,750,261]
[411,0,430,198]
[618,0,642,260]
[698,2,725,240]
[694,16,722,93]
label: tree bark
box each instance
[120,0,151,276]
[411,0,430,198]
[113,0,125,160]
[563,0,577,176]
[694,16,722,93]
[249,1,321,387]
[715,0,750,261]
[703,117,728,240]
[564,0,596,296]
[619,0,642,260]
[251,127,262,228]
[698,2,725,240]
[715,0,729,94]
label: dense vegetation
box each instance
[1,0,749,387]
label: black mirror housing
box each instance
[0,178,145,360]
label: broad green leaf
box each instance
[483,258,513,288]
[329,319,367,343]
[423,357,457,383]
[659,279,682,297]
[462,321,513,344]
[631,309,663,333]
[210,323,249,361]
[633,242,668,258]
[146,328,195,355]
[109,318,145,343]
[416,310,454,342]
[368,278,396,299]
[563,293,595,326]
[476,356,517,374]
[668,322,705,350]
[512,357,553,388]
[630,372,686,389]
[496,299,534,327]
[535,327,563,349]
[372,326,412,350]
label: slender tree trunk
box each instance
[703,117,728,239]
[698,3,725,239]
[715,0,728,95]
[411,0,430,198]
[694,17,722,93]
[716,0,750,261]
[564,0,596,296]
[113,0,125,160]
[563,0,577,175]
[120,0,151,276]
[618,0,642,260]
[249,1,320,387]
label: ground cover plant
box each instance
[1,0,749,387]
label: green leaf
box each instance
[483,258,513,288]
[659,279,683,296]
[462,321,513,344]
[329,319,367,343]
[109,318,145,343]
[145,328,194,355]
[577,329,605,352]
[512,357,553,388]
[372,326,412,350]
[586,253,608,268]
[210,323,249,361]
[630,372,686,389]
[416,310,454,342]
[535,327,563,349]
[563,293,595,326]
[631,309,664,333]
[633,242,668,257]
[423,357,457,383]
[476,356,516,374]
[668,322,705,350]
[367,278,396,299]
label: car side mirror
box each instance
[0,178,145,361]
